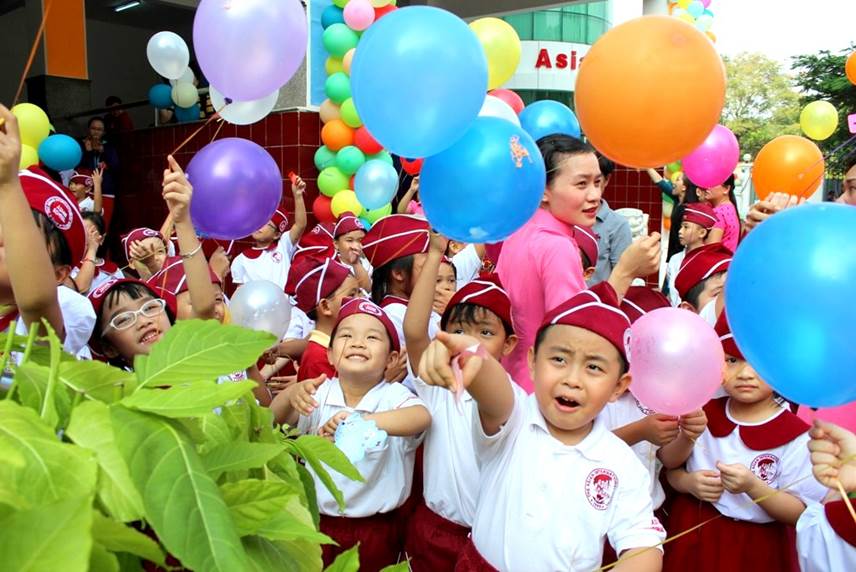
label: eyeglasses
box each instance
[102,299,166,334]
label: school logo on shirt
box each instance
[750,454,780,484]
[585,468,618,511]
[44,196,74,231]
[271,251,282,263]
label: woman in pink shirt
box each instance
[705,174,741,252]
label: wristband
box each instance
[180,243,203,259]
[81,258,96,265]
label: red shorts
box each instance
[405,501,470,571]
[320,508,404,572]
[454,538,498,572]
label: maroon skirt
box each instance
[405,500,471,572]
[455,538,499,572]
[320,508,404,572]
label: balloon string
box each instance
[835,479,856,526]
[13,0,52,106]
[169,111,221,157]
[209,118,226,143]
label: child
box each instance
[333,212,371,291]
[418,282,666,571]
[396,175,423,216]
[447,241,485,290]
[433,255,456,317]
[573,224,599,282]
[663,313,827,572]
[121,227,169,280]
[71,212,124,294]
[402,232,517,571]
[68,167,102,213]
[276,297,431,571]
[230,176,307,290]
[146,256,226,323]
[665,203,717,306]
[704,174,741,253]
[673,242,732,325]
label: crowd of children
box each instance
[1,101,854,572]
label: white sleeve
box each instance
[797,502,856,572]
[57,288,96,356]
[452,244,483,290]
[472,382,526,464]
[279,234,297,261]
[608,457,667,554]
[230,256,247,284]
[781,434,829,505]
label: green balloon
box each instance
[368,150,393,166]
[364,203,393,224]
[336,145,366,176]
[666,160,682,172]
[318,166,350,198]
[333,0,348,7]
[314,146,337,171]
[340,98,362,128]
[325,72,351,105]
[322,23,359,58]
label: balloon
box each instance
[194,0,307,101]
[367,150,393,165]
[677,0,691,8]
[846,52,856,85]
[687,1,705,18]
[489,88,524,114]
[340,98,362,128]
[800,101,838,141]
[148,84,174,109]
[19,144,39,169]
[469,17,522,90]
[186,138,282,240]
[701,0,712,7]
[676,13,695,25]
[666,160,682,173]
[171,82,199,108]
[11,103,50,148]
[210,86,278,126]
[575,16,725,168]
[344,0,375,31]
[359,217,373,231]
[313,194,336,223]
[629,308,724,415]
[333,0,348,7]
[230,280,292,341]
[725,204,856,407]
[355,160,399,209]
[343,48,356,75]
[420,117,546,243]
[319,100,341,124]
[706,31,716,43]
[364,203,392,223]
[37,134,82,171]
[315,146,338,171]
[354,126,383,154]
[325,56,344,76]
[371,0,393,6]
[325,72,352,105]
[670,171,684,184]
[146,31,190,80]
[169,66,196,87]
[321,5,345,28]
[479,95,521,126]
[331,190,363,218]
[401,157,423,175]
[321,120,355,151]
[519,100,581,141]
[318,166,350,197]
[694,14,713,32]
[752,136,824,200]
[351,6,488,157]
[797,403,856,434]
[336,146,366,175]
[374,4,397,19]
[323,23,360,58]
[681,124,739,188]
[174,104,201,123]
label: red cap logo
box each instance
[358,300,383,317]
[44,196,74,231]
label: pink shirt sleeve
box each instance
[537,231,587,313]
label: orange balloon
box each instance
[574,16,726,168]
[846,52,856,85]
[752,135,824,200]
[321,119,354,152]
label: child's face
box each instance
[695,271,726,312]
[102,293,171,362]
[722,354,773,405]
[433,262,457,314]
[446,307,517,361]
[328,313,395,380]
[252,222,280,244]
[528,324,630,445]
[335,230,366,265]
[678,221,706,248]
[176,285,227,323]
[544,152,603,226]
[138,237,167,271]
[69,181,88,200]
[320,275,361,320]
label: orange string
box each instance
[13,0,52,106]
[169,112,220,156]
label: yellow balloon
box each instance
[677,13,695,25]
[670,171,684,184]
[326,56,344,76]
[11,103,50,148]
[331,190,364,218]
[469,17,521,90]
[800,100,838,141]
[320,99,341,124]
[343,49,356,75]
[677,0,692,8]
[19,144,39,169]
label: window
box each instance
[503,1,611,45]
[534,10,562,41]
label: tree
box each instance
[721,52,801,158]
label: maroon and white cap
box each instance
[334,297,400,352]
[69,170,94,188]
[674,242,732,300]
[572,224,600,267]
[288,256,353,312]
[334,212,366,239]
[441,273,514,334]
[620,286,671,324]
[682,204,718,229]
[19,167,86,265]
[362,214,430,268]
[121,227,165,264]
[270,209,289,234]
[715,310,744,360]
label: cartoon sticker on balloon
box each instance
[509,136,532,168]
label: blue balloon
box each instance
[359,217,373,231]
[321,5,345,29]
[354,160,399,210]
[420,117,546,243]
[174,104,201,123]
[519,100,581,142]
[351,6,488,158]
[38,134,82,171]
[687,1,705,18]
[148,84,173,109]
[725,204,856,407]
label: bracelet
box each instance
[180,243,203,259]
[81,258,96,265]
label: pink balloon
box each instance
[629,308,724,415]
[682,124,740,189]
[702,0,712,7]
[344,0,375,32]
[797,402,856,433]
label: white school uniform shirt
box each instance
[797,501,856,572]
[297,377,426,518]
[666,250,685,307]
[452,244,482,290]
[379,297,440,391]
[230,236,296,291]
[284,303,314,341]
[600,393,666,509]
[14,286,95,359]
[471,390,666,572]
[78,196,95,213]
[687,398,827,523]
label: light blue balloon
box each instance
[321,5,344,29]
[38,134,82,171]
[148,83,173,109]
[355,160,399,210]
[687,0,705,18]
[351,6,488,158]
[695,14,714,32]
[358,217,372,231]
[420,117,546,243]
[725,204,856,407]
[174,104,201,123]
[519,100,581,142]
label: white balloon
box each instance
[169,67,196,87]
[147,31,190,80]
[171,82,199,108]
[478,95,521,126]
[210,86,280,126]
[230,280,292,341]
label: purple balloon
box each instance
[193,0,307,102]
[682,124,740,189]
[187,138,282,240]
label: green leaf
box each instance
[256,495,332,545]
[199,412,234,452]
[0,495,93,572]
[295,463,320,530]
[120,380,257,418]
[89,542,120,572]
[15,362,72,428]
[115,553,144,572]
[243,535,323,572]
[285,435,363,512]
[202,442,285,479]
[92,511,166,566]
[133,320,275,389]
[66,401,144,522]
[60,359,137,403]
[324,544,359,572]
[0,401,96,507]
[221,479,298,536]
[380,562,411,572]
[110,405,250,572]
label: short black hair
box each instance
[538,134,595,187]
[533,324,628,374]
[682,270,726,309]
[88,116,105,127]
[597,153,615,179]
[32,210,72,267]
[370,255,413,304]
[105,96,122,106]
[95,281,174,335]
[82,212,105,235]
[441,303,514,338]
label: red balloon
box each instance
[312,194,335,223]
[354,126,384,154]
[489,89,525,115]
[401,157,424,175]
[375,5,397,19]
